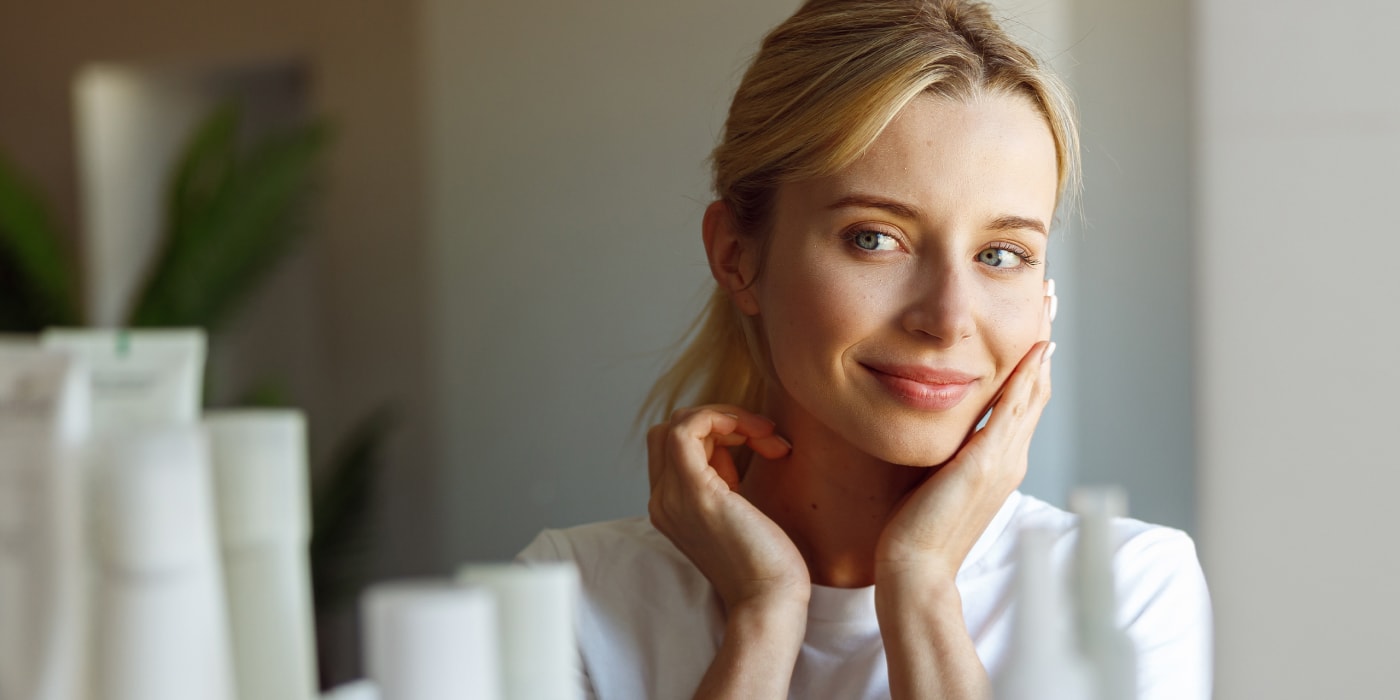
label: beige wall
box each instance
[1195,0,1400,696]
[0,0,438,585]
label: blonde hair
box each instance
[643,0,1081,425]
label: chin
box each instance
[878,444,961,469]
[853,419,973,468]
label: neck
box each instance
[739,397,930,588]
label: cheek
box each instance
[983,285,1046,370]
[759,260,889,370]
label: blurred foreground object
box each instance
[363,581,501,700]
[0,344,90,700]
[207,410,319,700]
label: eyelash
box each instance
[984,241,1042,268]
[841,228,902,253]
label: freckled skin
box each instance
[736,93,1059,467]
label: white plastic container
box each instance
[204,409,319,700]
[40,328,205,433]
[0,343,91,700]
[363,581,501,700]
[1070,487,1138,700]
[321,680,381,700]
[89,426,236,700]
[994,527,1093,700]
[458,562,580,700]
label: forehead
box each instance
[787,92,1059,226]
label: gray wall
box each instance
[1067,0,1196,532]
[1195,0,1400,696]
[421,0,802,561]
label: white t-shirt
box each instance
[518,491,1212,700]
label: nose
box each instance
[900,263,975,346]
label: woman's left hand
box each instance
[874,287,1056,586]
[873,288,1055,699]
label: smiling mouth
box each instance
[861,363,978,411]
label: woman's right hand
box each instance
[646,405,811,614]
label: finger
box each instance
[978,340,1053,444]
[1040,280,1055,342]
[711,407,791,461]
[748,432,793,461]
[714,430,790,460]
[713,432,748,448]
[646,423,666,488]
[668,408,749,492]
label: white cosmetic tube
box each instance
[1070,487,1138,700]
[204,409,318,700]
[0,343,91,700]
[89,426,236,700]
[40,329,205,433]
[458,562,580,700]
[321,680,381,700]
[993,527,1093,700]
[363,581,501,700]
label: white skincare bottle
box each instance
[459,562,580,700]
[363,581,501,700]
[993,527,1093,700]
[204,410,319,700]
[89,426,237,700]
[40,329,205,433]
[0,343,91,700]
[1070,487,1138,700]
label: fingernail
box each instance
[1042,341,1057,364]
[1050,294,1059,322]
[775,434,793,450]
[1046,278,1056,297]
[721,412,739,419]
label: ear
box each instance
[701,200,761,316]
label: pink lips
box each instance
[862,362,978,411]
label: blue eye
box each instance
[850,230,899,252]
[977,246,1038,269]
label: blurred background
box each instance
[0,0,1395,696]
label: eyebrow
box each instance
[826,194,922,220]
[987,215,1048,237]
[826,194,1048,237]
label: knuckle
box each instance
[665,429,690,454]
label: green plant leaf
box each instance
[168,103,240,239]
[127,106,332,329]
[0,152,82,330]
[310,405,395,612]
[237,378,294,408]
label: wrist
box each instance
[721,575,812,616]
[726,590,810,637]
[874,568,962,624]
[696,594,808,700]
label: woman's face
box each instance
[739,92,1058,467]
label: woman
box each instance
[520,1,1212,698]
